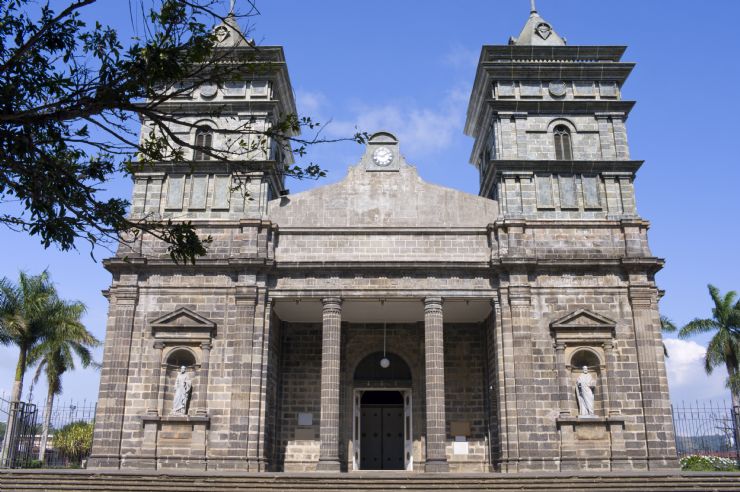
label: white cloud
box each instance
[296,89,327,116]
[441,43,479,70]
[664,338,729,403]
[320,85,470,157]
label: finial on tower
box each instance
[509,0,566,46]
[229,0,236,15]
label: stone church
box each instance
[89,5,677,473]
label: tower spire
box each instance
[229,0,235,15]
[530,0,537,14]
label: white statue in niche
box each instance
[576,366,596,417]
[171,366,192,415]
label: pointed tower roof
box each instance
[213,13,252,48]
[509,1,566,46]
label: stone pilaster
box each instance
[246,295,273,471]
[317,297,342,472]
[603,341,618,416]
[628,285,678,469]
[147,342,165,416]
[196,342,211,417]
[555,342,571,417]
[89,284,138,469]
[424,297,449,472]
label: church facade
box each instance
[89,7,678,473]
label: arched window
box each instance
[193,126,213,161]
[553,125,573,160]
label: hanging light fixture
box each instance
[380,299,390,369]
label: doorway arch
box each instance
[352,352,413,471]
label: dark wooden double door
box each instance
[359,391,404,470]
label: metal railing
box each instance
[38,399,97,467]
[0,395,39,468]
[672,400,740,462]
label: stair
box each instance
[2,470,740,492]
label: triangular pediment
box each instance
[151,307,216,330]
[550,309,617,330]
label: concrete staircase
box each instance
[3,470,740,491]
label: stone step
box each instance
[3,471,740,492]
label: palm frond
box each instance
[679,318,719,338]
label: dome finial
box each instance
[530,0,537,14]
[229,0,236,15]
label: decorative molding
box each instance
[151,307,217,341]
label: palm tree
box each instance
[28,299,99,462]
[679,284,740,407]
[0,271,56,463]
[660,315,677,358]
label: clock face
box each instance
[372,147,393,167]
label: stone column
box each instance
[555,342,571,417]
[147,342,165,415]
[317,297,342,472]
[424,297,449,472]
[196,342,211,417]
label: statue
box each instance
[171,366,192,415]
[576,366,596,417]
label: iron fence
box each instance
[37,399,97,468]
[0,395,39,468]
[672,400,740,462]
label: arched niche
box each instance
[568,347,604,417]
[354,352,412,386]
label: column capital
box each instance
[153,341,165,350]
[424,296,443,312]
[200,341,212,351]
[321,297,342,312]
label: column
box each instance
[196,341,211,416]
[424,297,449,472]
[147,342,165,415]
[555,342,571,417]
[317,297,342,471]
[603,341,617,416]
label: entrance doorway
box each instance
[359,391,404,470]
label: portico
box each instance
[271,297,494,472]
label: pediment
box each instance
[551,309,616,329]
[550,309,616,342]
[151,307,216,340]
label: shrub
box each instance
[53,421,93,465]
[680,455,740,472]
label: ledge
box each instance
[141,415,210,424]
[556,415,625,426]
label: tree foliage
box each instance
[52,420,93,465]
[679,284,740,404]
[0,0,364,263]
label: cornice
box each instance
[486,99,635,115]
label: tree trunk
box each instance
[726,362,740,463]
[37,387,54,463]
[0,346,28,466]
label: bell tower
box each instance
[464,2,678,471]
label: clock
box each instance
[200,83,218,98]
[372,147,393,167]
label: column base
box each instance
[425,459,449,472]
[316,458,341,472]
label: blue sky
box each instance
[1,0,739,408]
